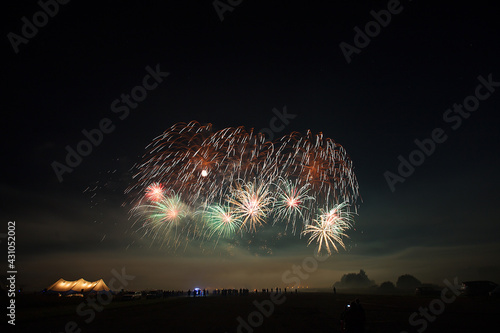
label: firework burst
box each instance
[126,121,360,252]
[273,178,314,233]
[301,201,355,254]
[226,180,275,232]
[204,203,241,239]
[144,182,165,202]
[132,194,191,246]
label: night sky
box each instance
[3,1,500,291]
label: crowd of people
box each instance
[185,287,295,297]
[134,288,368,331]
[153,287,293,298]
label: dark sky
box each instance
[2,0,500,291]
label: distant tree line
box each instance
[333,270,424,293]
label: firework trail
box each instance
[126,121,360,253]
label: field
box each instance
[12,292,500,332]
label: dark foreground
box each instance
[9,292,500,332]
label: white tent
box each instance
[46,278,111,295]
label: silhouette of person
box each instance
[355,298,366,332]
[341,299,365,333]
[187,289,191,297]
[343,301,357,333]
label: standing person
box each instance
[347,301,357,333]
[355,299,366,332]
[340,302,352,332]
[341,301,361,333]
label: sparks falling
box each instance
[126,121,360,252]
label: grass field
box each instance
[12,292,500,332]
